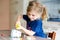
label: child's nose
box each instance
[30,15,33,18]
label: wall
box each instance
[10,0,30,29]
[10,0,23,29]
[37,0,60,18]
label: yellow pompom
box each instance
[16,24,20,29]
[20,38,23,40]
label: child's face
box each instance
[27,11,41,21]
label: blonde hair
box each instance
[41,7,47,20]
[27,1,47,20]
[27,1,43,14]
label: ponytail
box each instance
[41,7,47,20]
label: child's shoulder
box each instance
[34,19,42,23]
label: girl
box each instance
[16,1,48,39]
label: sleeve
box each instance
[33,21,47,38]
[23,15,30,22]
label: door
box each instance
[0,0,10,30]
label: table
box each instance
[22,35,51,40]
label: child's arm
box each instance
[15,15,35,36]
[20,26,35,36]
[15,15,23,29]
[16,15,23,21]
[16,21,35,36]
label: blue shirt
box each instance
[23,15,47,38]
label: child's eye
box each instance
[28,13,31,16]
[32,15,35,16]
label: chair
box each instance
[48,31,56,40]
